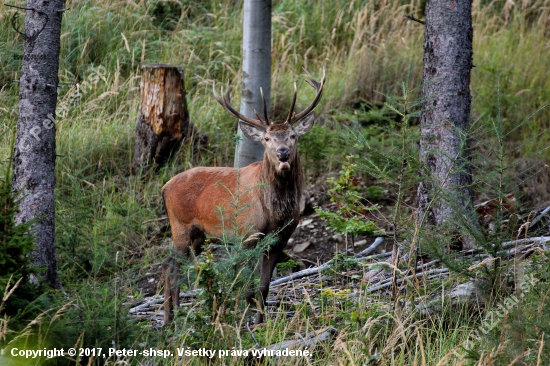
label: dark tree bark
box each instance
[12,0,64,288]
[234,0,271,168]
[417,0,476,249]
[133,64,190,173]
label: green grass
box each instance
[1,0,550,364]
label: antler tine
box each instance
[212,80,267,129]
[284,82,298,124]
[253,109,263,121]
[302,68,319,88]
[258,87,269,124]
[212,80,224,106]
[290,68,326,125]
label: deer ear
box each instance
[294,112,315,136]
[239,121,265,141]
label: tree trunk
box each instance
[12,0,64,288]
[417,0,476,249]
[234,0,271,168]
[133,64,190,174]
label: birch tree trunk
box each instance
[234,0,271,168]
[12,0,64,288]
[417,0,476,249]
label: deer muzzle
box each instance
[277,148,291,170]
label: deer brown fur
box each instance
[161,70,325,325]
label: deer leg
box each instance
[162,255,179,325]
[189,226,205,256]
[164,226,205,325]
[253,250,281,324]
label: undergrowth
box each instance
[0,0,549,365]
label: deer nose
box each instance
[276,147,290,160]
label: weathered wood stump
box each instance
[133,63,190,173]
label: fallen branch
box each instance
[247,327,338,364]
[356,237,384,256]
[270,249,391,287]
[530,205,550,227]
[128,290,199,314]
[127,235,550,324]
[366,268,449,294]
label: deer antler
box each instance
[288,68,326,125]
[285,82,298,124]
[213,81,268,129]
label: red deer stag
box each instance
[161,69,326,325]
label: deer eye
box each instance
[290,134,296,139]
[264,136,270,141]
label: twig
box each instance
[128,290,199,313]
[247,322,261,348]
[142,216,168,224]
[366,268,449,294]
[270,251,391,287]
[257,327,338,352]
[356,237,384,256]
[293,256,317,266]
[270,262,331,287]
[10,12,25,36]
[129,297,164,313]
[531,205,550,227]
[416,259,439,271]
[404,14,425,25]
[4,3,34,11]
[500,236,550,249]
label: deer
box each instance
[161,69,326,325]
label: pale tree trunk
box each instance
[234,0,271,168]
[12,0,64,288]
[417,0,476,249]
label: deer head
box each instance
[213,69,326,173]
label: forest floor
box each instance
[129,167,550,332]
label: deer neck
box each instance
[258,153,303,225]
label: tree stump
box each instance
[133,63,190,173]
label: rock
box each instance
[299,219,314,227]
[293,241,311,253]
[448,281,486,305]
[330,234,344,242]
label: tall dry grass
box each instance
[0,0,549,364]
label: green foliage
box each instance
[47,283,139,363]
[316,155,379,237]
[170,232,277,350]
[276,256,301,274]
[466,254,550,364]
[3,280,141,366]
[0,0,549,363]
[420,83,550,291]
[0,156,44,328]
[298,124,340,176]
[150,1,182,31]
[364,185,384,201]
[329,252,362,273]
